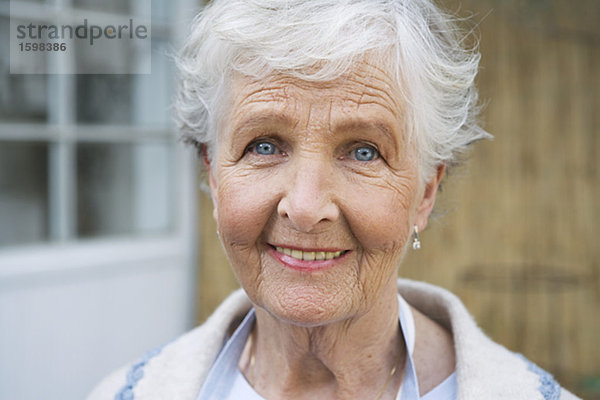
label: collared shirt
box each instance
[196,295,457,400]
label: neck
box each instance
[240,281,405,400]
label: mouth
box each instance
[268,244,350,271]
[273,245,348,261]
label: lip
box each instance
[266,244,350,272]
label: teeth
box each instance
[275,246,345,261]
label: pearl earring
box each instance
[412,225,421,250]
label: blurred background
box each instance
[0,0,598,399]
[0,0,200,398]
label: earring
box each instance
[412,225,421,250]
[216,230,221,240]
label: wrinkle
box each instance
[237,85,290,108]
[305,103,313,131]
[328,99,334,134]
[356,91,366,112]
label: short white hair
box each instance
[175,0,491,183]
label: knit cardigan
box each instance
[87,279,580,400]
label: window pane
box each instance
[72,0,131,14]
[0,17,48,122]
[76,142,173,238]
[131,39,172,127]
[0,141,49,247]
[76,75,132,124]
[76,39,172,126]
[152,0,172,23]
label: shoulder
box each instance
[396,278,582,400]
[560,388,582,400]
[87,365,130,400]
[86,289,252,400]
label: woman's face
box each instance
[208,61,440,326]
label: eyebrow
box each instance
[333,120,400,147]
[231,113,296,138]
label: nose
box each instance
[277,157,340,233]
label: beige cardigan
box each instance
[88,279,580,400]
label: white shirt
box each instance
[229,366,456,399]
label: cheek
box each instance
[217,177,271,245]
[343,173,417,253]
[214,172,278,293]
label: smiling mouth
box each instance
[273,245,348,261]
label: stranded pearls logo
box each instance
[15,19,149,47]
[9,1,152,74]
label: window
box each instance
[0,1,179,247]
[0,1,199,399]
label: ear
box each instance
[414,163,446,232]
[202,145,219,222]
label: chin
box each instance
[257,282,358,328]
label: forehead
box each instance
[227,60,404,133]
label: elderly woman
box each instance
[89,1,579,399]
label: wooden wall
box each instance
[195,1,599,397]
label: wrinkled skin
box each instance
[206,60,446,399]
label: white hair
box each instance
[175,0,491,183]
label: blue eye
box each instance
[352,146,378,161]
[254,141,277,155]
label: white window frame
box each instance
[0,0,199,301]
